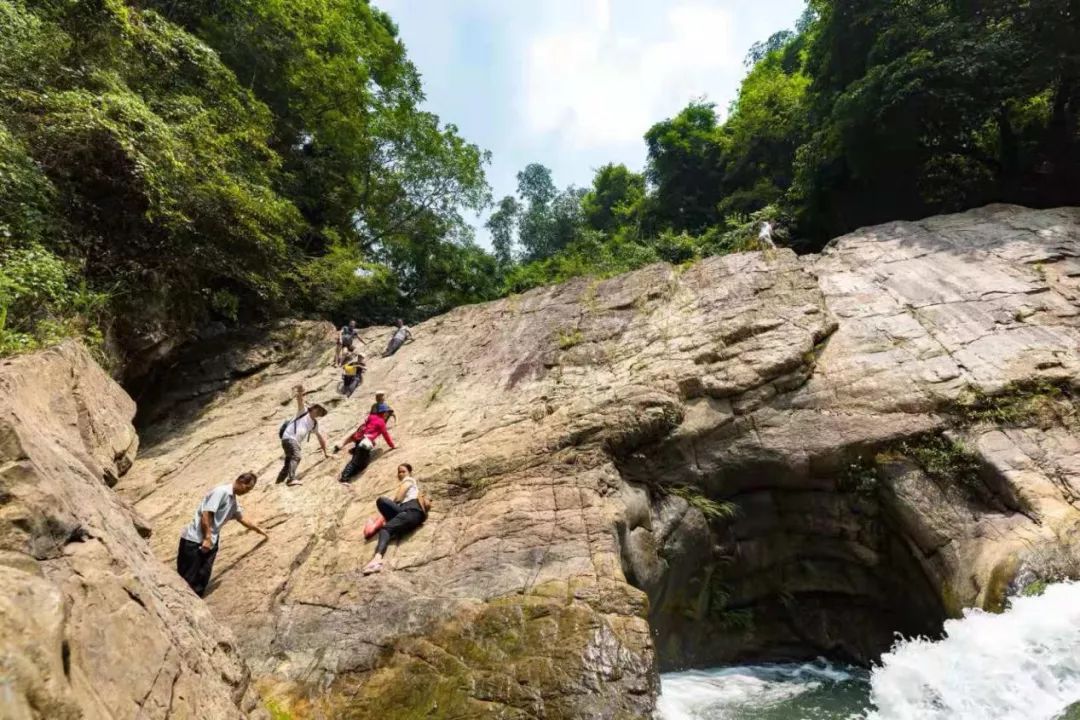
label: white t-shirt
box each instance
[181,484,243,546]
[392,326,411,343]
[401,476,420,503]
[283,413,317,443]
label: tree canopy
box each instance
[496,0,1080,288]
[0,0,496,372]
[3,0,1077,370]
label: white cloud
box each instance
[523,1,738,149]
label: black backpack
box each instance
[278,410,311,439]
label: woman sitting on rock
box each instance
[362,463,430,574]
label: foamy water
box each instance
[656,661,869,719]
[658,582,1080,720]
[868,581,1080,720]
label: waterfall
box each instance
[867,581,1080,720]
[657,582,1080,720]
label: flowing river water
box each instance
[657,582,1080,720]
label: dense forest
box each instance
[1,0,1078,375]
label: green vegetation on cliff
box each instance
[0,0,493,369]
[2,0,1078,369]
[492,0,1080,289]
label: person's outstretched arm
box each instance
[316,429,329,458]
[381,425,396,450]
[293,385,307,414]
[238,517,268,538]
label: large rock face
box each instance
[0,343,259,719]
[7,204,1080,719]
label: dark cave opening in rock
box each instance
[614,448,950,672]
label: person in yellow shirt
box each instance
[341,353,366,398]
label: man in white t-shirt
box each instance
[176,472,267,596]
[275,384,329,487]
[382,318,413,357]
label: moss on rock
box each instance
[327,581,655,720]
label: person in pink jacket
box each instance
[334,404,395,482]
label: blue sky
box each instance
[376,0,808,247]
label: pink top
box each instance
[352,414,394,449]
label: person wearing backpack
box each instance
[276,384,329,487]
[333,404,395,483]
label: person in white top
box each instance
[361,463,430,575]
[758,220,776,249]
[176,472,267,596]
[382,319,413,357]
[275,384,329,487]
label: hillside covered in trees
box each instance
[1,0,1078,376]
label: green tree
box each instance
[581,164,646,235]
[511,163,585,261]
[791,0,1080,240]
[644,102,727,234]
[486,195,521,267]
[151,0,491,256]
[0,0,304,367]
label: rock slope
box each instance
[0,344,259,719]
[5,204,1080,719]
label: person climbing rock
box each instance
[370,391,396,423]
[341,353,365,398]
[362,464,430,575]
[334,404,395,482]
[276,384,329,487]
[176,472,267,596]
[335,320,360,366]
[382,319,412,357]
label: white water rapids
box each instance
[658,582,1080,720]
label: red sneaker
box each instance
[363,515,385,539]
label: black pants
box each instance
[340,444,372,482]
[177,538,218,597]
[383,336,405,357]
[375,497,426,555]
[342,373,361,397]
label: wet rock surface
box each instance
[5,205,1080,718]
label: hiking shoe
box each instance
[286,480,303,487]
